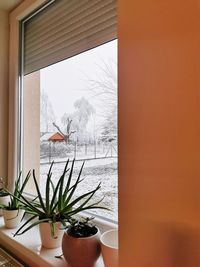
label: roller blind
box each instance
[23,0,117,75]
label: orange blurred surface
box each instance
[119,0,200,266]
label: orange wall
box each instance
[119,0,200,266]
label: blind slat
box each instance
[25,0,108,36]
[26,23,116,67]
[23,0,117,75]
[25,10,116,60]
[25,1,115,49]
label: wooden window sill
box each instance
[0,217,104,267]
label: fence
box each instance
[40,140,118,164]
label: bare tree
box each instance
[84,60,117,141]
[85,60,117,117]
[53,119,76,144]
[41,90,56,133]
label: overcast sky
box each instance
[40,39,117,127]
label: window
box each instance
[18,0,117,222]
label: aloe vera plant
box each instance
[13,159,107,237]
[0,171,31,210]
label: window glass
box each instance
[23,40,118,221]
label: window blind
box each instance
[23,0,117,75]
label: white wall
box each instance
[23,71,40,194]
[0,10,9,179]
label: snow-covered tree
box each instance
[101,107,117,142]
[86,61,117,115]
[40,90,56,133]
[86,61,117,141]
[53,97,95,144]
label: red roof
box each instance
[48,132,64,142]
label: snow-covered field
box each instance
[40,158,118,222]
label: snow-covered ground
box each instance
[40,157,118,222]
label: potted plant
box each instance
[0,171,31,229]
[0,177,9,216]
[62,217,101,267]
[12,159,107,249]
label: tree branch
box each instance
[52,122,65,137]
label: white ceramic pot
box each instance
[0,195,9,216]
[39,222,64,249]
[2,209,24,229]
[100,229,118,267]
[62,227,101,267]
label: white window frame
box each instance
[8,0,118,226]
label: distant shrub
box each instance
[54,142,73,157]
[40,141,74,158]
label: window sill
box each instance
[0,216,111,267]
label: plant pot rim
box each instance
[100,229,118,250]
[64,226,100,240]
[3,208,20,211]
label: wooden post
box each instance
[74,140,77,159]
[49,141,51,163]
[94,139,97,159]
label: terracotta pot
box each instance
[39,222,64,248]
[3,209,24,229]
[62,227,101,267]
[100,229,118,267]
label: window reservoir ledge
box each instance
[0,217,105,267]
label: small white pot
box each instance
[2,209,24,229]
[39,222,64,249]
[100,229,118,267]
[0,195,9,216]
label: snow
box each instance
[40,158,118,222]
